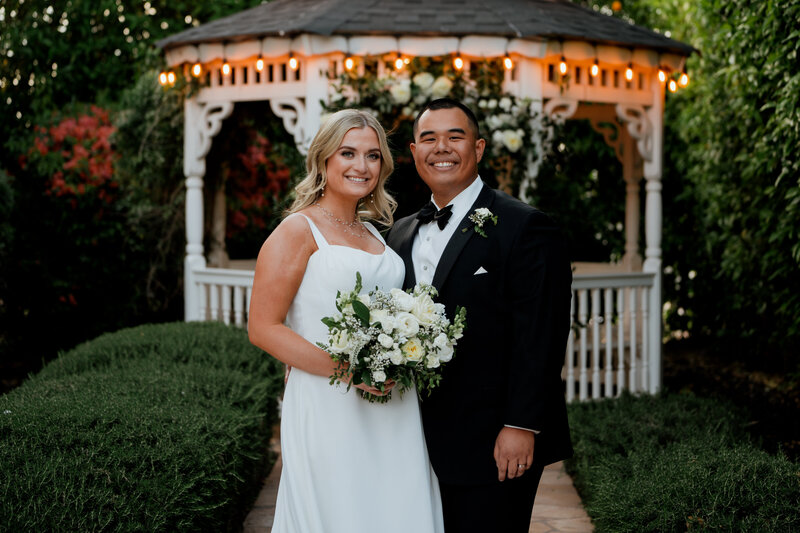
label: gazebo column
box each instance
[183,98,234,321]
[622,131,643,272]
[643,81,665,392]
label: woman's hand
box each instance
[352,379,396,397]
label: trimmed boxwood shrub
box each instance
[566,392,800,532]
[0,322,283,532]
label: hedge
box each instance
[0,322,284,532]
[566,392,800,532]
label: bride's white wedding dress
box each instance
[272,214,444,533]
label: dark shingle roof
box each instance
[156,0,695,56]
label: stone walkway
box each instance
[243,444,593,532]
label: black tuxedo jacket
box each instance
[386,184,573,486]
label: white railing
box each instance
[188,268,659,398]
[566,273,657,401]
[192,267,254,327]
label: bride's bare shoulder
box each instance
[258,212,317,258]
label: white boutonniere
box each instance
[462,207,498,238]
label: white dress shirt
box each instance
[411,176,484,285]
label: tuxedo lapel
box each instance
[431,185,495,291]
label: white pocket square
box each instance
[474,266,488,275]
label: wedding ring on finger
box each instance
[517,464,527,469]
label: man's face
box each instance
[410,107,485,204]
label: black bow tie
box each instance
[416,202,453,230]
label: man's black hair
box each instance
[413,98,481,139]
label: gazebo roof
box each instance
[156,0,695,57]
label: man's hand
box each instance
[494,427,535,481]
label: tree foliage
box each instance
[575,0,800,365]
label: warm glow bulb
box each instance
[395,57,404,70]
[625,65,634,81]
[679,72,690,87]
[289,56,298,70]
[668,79,677,92]
[192,63,202,77]
[159,72,168,85]
[503,56,513,70]
[658,68,667,83]
[404,57,410,64]
[453,56,464,70]
[591,60,599,77]
[344,57,355,71]
[559,57,567,75]
[256,58,264,71]
[222,62,231,76]
[167,71,176,84]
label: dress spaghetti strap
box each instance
[291,213,329,248]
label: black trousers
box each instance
[438,463,545,533]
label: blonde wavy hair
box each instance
[287,109,397,226]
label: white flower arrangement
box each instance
[463,207,499,238]
[319,272,466,403]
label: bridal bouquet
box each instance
[318,273,466,403]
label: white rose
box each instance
[389,79,412,104]
[357,293,371,306]
[431,76,453,98]
[426,355,441,369]
[491,130,505,148]
[410,293,438,325]
[329,330,352,354]
[475,207,492,217]
[487,115,503,131]
[395,312,421,337]
[433,332,449,349]
[389,348,405,365]
[437,343,454,362]
[487,98,498,109]
[401,337,425,362]
[369,308,394,332]
[501,129,523,152]
[378,333,394,349]
[372,370,387,383]
[390,288,415,311]
[434,302,446,315]
[478,99,488,109]
[412,72,435,91]
[499,97,512,111]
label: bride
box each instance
[248,109,444,532]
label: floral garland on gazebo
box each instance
[322,57,543,198]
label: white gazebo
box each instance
[157,0,695,401]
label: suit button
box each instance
[422,266,428,271]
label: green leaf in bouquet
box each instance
[351,299,371,327]
[354,271,363,293]
[321,317,339,329]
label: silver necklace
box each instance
[313,202,368,238]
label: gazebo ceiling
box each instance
[156,0,695,57]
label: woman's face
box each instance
[324,126,382,202]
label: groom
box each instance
[387,98,573,532]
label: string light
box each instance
[192,63,202,77]
[503,54,513,70]
[288,53,298,70]
[658,66,667,83]
[221,59,231,76]
[625,62,634,82]
[394,54,404,70]
[678,71,690,87]
[344,55,355,71]
[668,79,677,92]
[256,55,264,72]
[158,71,168,85]
[559,56,567,75]
[453,54,464,70]
[166,71,175,84]
[591,58,599,77]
